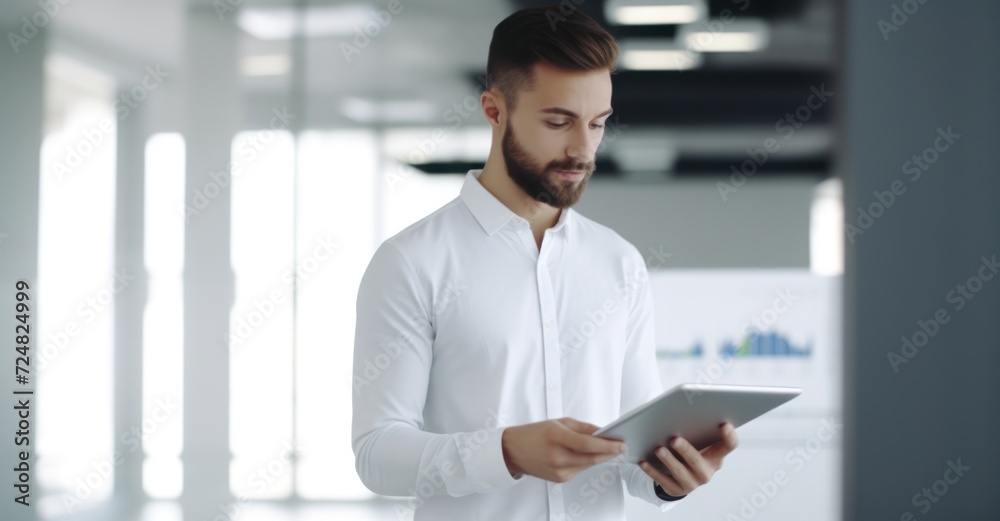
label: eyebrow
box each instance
[539,107,614,120]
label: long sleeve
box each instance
[618,249,679,513]
[351,240,523,498]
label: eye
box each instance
[591,124,605,129]
[546,121,569,129]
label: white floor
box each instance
[137,501,404,521]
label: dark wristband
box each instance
[654,482,687,502]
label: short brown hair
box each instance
[486,6,619,113]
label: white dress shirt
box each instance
[352,169,678,520]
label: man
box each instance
[352,6,739,519]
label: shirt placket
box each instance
[536,228,566,520]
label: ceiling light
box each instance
[237,9,296,40]
[341,98,438,124]
[238,4,374,40]
[605,0,707,25]
[680,19,770,52]
[619,40,702,70]
[241,54,290,76]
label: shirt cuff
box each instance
[463,426,523,493]
[654,482,687,501]
[624,462,680,512]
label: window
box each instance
[36,54,117,518]
[142,133,186,498]
[226,128,464,499]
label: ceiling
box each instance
[26,0,835,178]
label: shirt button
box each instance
[545,320,553,328]
[548,383,558,391]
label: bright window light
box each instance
[143,133,186,499]
[222,129,470,500]
[36,56,116,518]
[810,178,844,276]
[380,164,465,240]
[294,130,378,499]
[229,129,296,499]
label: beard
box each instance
[501,123,595,209]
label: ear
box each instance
[480,88,505,129]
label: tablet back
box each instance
[594,383,801,476]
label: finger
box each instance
[557,449,624,469]
[654,444,700,491]
[559,417,601,435]
[701,422,740,462]
[562,429,628,455]
[556,418,625,455]
[638,459,686,497]
[669,437,713,483]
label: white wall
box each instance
[576,177,820,269]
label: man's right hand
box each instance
[501,417,628,483]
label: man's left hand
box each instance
[638,421,740,497]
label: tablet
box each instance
[593,383,801,476]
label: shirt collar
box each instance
[460,169,574,238]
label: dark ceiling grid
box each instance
[410,0,832,178]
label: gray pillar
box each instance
[180,4,240,520]
[113,92,148,506]
[841,1,1000,519]
[0,17,45,521]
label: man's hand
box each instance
[501,417,628,483]
[638,421,740,497]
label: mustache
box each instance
[547,160,595,173]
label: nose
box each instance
[566,124,600,163]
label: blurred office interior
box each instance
[0,0,997,520]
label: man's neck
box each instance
[478,159,561,232]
